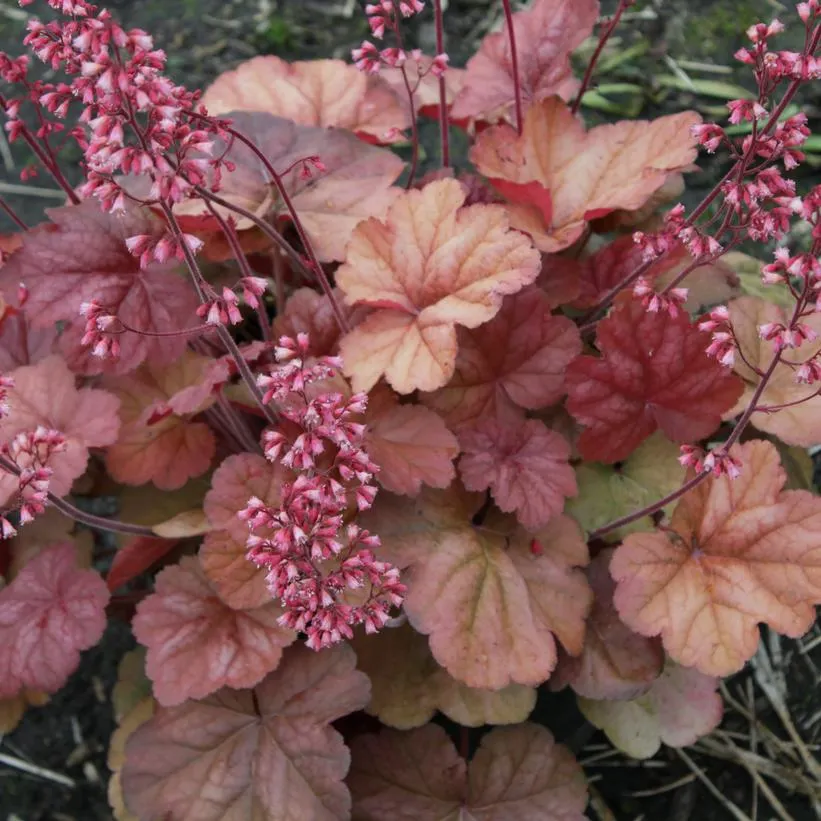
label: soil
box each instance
[0,1,820,820]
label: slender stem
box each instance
[194,186,315,283]
[273,247,286,317]
[571,0,633,116]
[432,0,450,167]
[158,201,279,426]
[201,198,262,286]
[500,0,523,135]
[220,126,349,333]
[398,64,421,187]
[0,196,28,231]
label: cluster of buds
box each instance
[124,232,204,269]
[632,277,688,318]
[699,306,736,368]
[353,1,448,77]
[0,426,67,539]
[79,299,121,359]
[193,276,268,326]
[240,335,405,650]
[758,319,817,351]
[679,444,743,479]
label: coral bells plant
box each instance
[1,0,821,817]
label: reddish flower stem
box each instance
[158,201,278,427]
[501,0,523,135]
[0,454,155,538]
[432,0,451,167]
[220,126,350,334]
[571,0,633,116]
[398,64,421,187]
[0,196,27,231]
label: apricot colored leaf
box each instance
[204,452,288,541]
[726,296,821,447]
[337,178,541,393]
[201,56,409,144]
[121,644,369,821]
[565,294,744,463]
[552,549,663,701]
[364,388,458,496]
[0,543,109,698]
[152,508,211,539]
[471,98,701,252]
[542,235,739,311]
[422,287,581,428]
[0,355,120,506]
[349,723,588,821]
[450,0,599,123]
[182,111,404,262]
[199,529,272,611]
[0,201,198,374]
[387,493,591,688]
[106,536,179,593]
[112,647,152,724]
[612,440,821,676]
[103,353,217,490]
[0,689,48,734]
[566,433,685,540]
[578,661,723,759]
[109,696,155,821]
[352,621,535,730]
[132,556,295,706]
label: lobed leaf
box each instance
[338,179,541,393]
[472,98,701,252]
[611,440,821,675]
[132,556,294,706]
[565,294,743,462]
[348,723,588,820]
[0,543,109,698]
[121,644,370,821]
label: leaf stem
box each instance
[501,0,523,135]
[432,0,451,168]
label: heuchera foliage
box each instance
[1,0,821,818]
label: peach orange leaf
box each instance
[337,178,541,393]
[352,621,536,730]
[103,353,217,490]
[204,452,288,542]
[565,433,685,541]
[349,723,588,821]
[120,644,370,821]
[565,294,743,463]
[0,543,109,698]
[471,98,701,252]
[611,440,821,676]
[459,418,576,530]
[422,287,581,428]
[181,111,404,263]
[199,529,272,611]
[201,55,409,144]
[450,0,599,123]
[0,355,120,506]
[400,511,591,689]
[364,388,458,496]
[132,556,294,706]
[726,296,821,447]
[0,200,198,374]
[552,549,664,701]
[578,661,723,759]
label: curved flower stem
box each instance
[220,126,349,334]
[589,352,785,540]
[501,0,523,135]
[398,64,421,187]
[0,454,155,538]
[157,201,278,427]
[571,0,632,116]
[432,0,451,167]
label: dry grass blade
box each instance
[674,748,752,821]
[0,751,76,788]
[628,773,697,797]
[587,781,619,821]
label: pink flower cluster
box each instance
[679,444,743,479]
[239,334,405,650]
[353,0,448,77]
[0,425,67,539]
